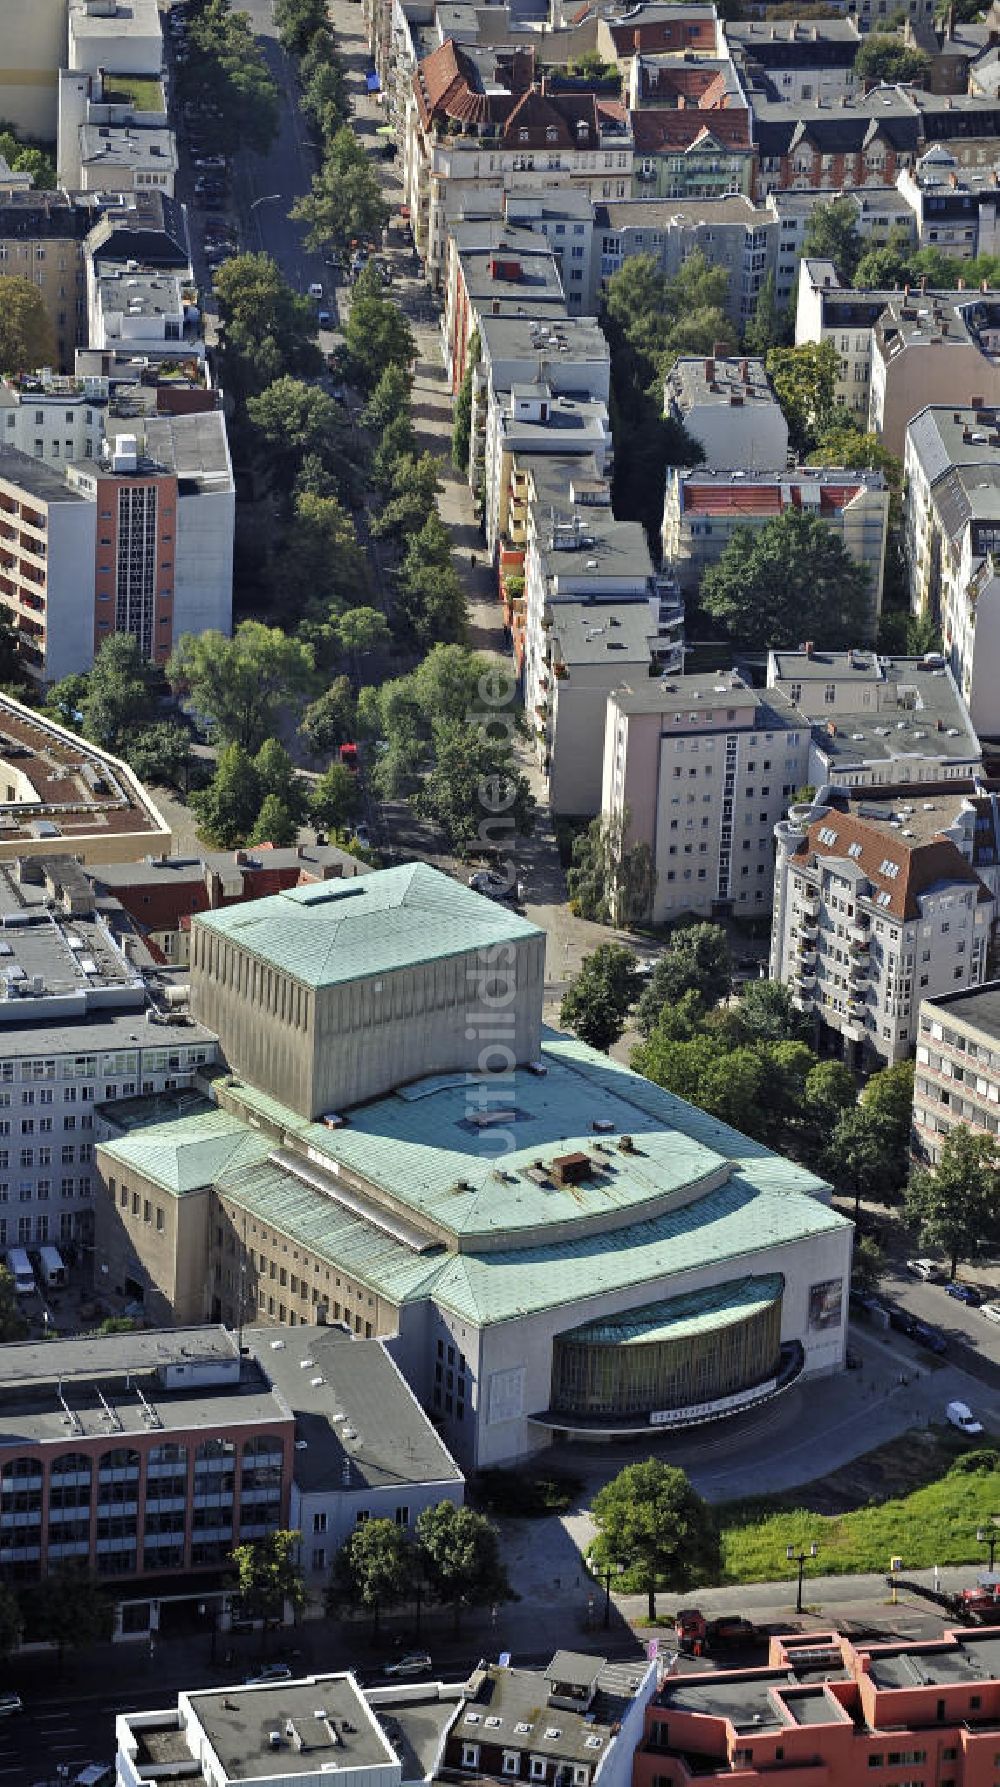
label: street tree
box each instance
[743,270,786,354]
[631,1032,773,1141]
[248,378,356,502]
[416,1502,510,1632]
[83,633,159,752]
[362,363,414,435]
[328,1519,414,1632]
[273,0,328,52]
[699,508,871,650]
[560,945,642,1053]
[0,275,55,373]
[801,1059,857,1156]
[248,794,301,848]
[182,0,279,157]
[337,606,391,680]
[854,34,931,84]
[231,1530,306,1644]
[801,197,863,282]
[452,365,473,473]
[33,1566,113,1667]
[126,720,196,792]
[590,1461,719,1621]
[905,1128,1000,1278]
[293,128,389,252]
[282,489,369,618]
[852,1232,886,1293]
[414,716,534,850]
[372,452,442,541]
[566,810,657,926]
[635,924,731,1036]
[729,978,812,1045]
[861,1059,915,1189]
[299,677,357,758]
[396,512,468,648]
[254,738,307,818]
[212,255,323,396]
[825,1103,900,1215]
[765,341,841,457]
[311,762,360,833]
[190,744,262,849]
[169,621,315,754]
[0,1265,26,1342]
[342,264,415,393]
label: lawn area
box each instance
[718,1433,1000,1583]
[106,76,165,112]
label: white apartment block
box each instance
[0,856,216,1256]
[766,648,983,791]
[68,0,163,78]
[794,257,886,418]
[601,673,810,925]
[913,983,1000,1166]
[905,404,1000,737]
[484,382,612,561]
[0,375,104,468]
[770,789,994,1067]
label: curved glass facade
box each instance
[550,1275,784,1419]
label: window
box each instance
[502,1755,519,1776]
[313,1512,327,1534]
[395,1505,410,1526]
[530,1763,547,1781]
[312,1547,326,1571]
[462,1746,480,1770]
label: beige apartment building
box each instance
[0,193,89,373]
[913,983,1000,1164]
[0,0,67,136]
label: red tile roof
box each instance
[631,108,750,150]
[797,809,990,920]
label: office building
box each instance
[601,672,809,925]
[662,466,889,635]
[664,356,788,470]
[770,785,995,1065]
[636,1626,1000,1787]
[913,982,1000,1163]
[0,696,170,864]
[0,1326,291,1588]
[95,861,853,1470]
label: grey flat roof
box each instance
[866,1632,1000,1690]
[599,194,767,231]
[610,669,759,716]
[81,126,176,168]
[549,600,653,665]
[97,270,182,316]
[98,412,232,493]
[537,513,653,586]
[922,978,1000,1040]
[189,1677,395,1780]
[367,1691,463,1780]
[479,313,608,363]
[0,445,81,505]
[547,1652,604,1687]
[243,1326,462,1495]
[455,1659,644,1763]
[93,844,371,891]
[667,354,781,411]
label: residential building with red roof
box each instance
[662,465,890,636]
[771,785,995,1065]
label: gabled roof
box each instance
[632,109,750,151]
[794,807,990,919]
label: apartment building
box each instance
[597,3,720,62]
[897,145,1000,257]
[753,98,917,199]
[89,268,200,361]
[521,462,664,810]
[601,672,809,924]
[58,66,170,192]
[77,126,178,197]
[0,854,214,1254]
[0,0,67,137]
[0,193,91,375]
[0,697,169,864]
[629,110,753,204]
[870,288,1000,455]
[472,309,610,521]
[770,785,994,1065]
[0,446,98,683]
[403,45,633,285]
[502,188,598,312]
[442,221,567,392]
[95,862,852,1468]
[904,404,1000,735]
[726,18,862,104]
[913,982,1000,1163]
[595,195,777,327]
[89,844,373,969]
[67,0,163,78]
[485,384,612,563]
[662,466,889,634]
[766,647,984,789]
[794,257,895,416]
[664,355,788,469]
[0,373,105,467]
[635,1626,1000,1787]
[768,187,914,313]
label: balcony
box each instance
[798,894,821,917]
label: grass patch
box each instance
[473,1467,584,1518]
[719,1437,1000,1584]
[106,76,165,112]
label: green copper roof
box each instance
[100,1105,273,1196]
[558,1273,785,1348]
[193,862,542,988]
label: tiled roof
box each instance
[194,862,542,989]
[631,109,750,150]
[795,808,990,919]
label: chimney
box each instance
[919,274,928,292]
[704,356,715,381]
[713,339,728,358]
[958,276,965,289]
[803,640,814,657]
[740,357,749,381]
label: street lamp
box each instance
[249,193,282,211]
[199,1598,219,1663]
[588,1556,624,1629]
[978,1522,1000,1571]
[786,1541,819,1615]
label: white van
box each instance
[947,1399,984,1435]
[37,1245,66,1290]
[6,1248,35,1297]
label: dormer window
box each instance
[546,126,558,143]
[519,128,529,143]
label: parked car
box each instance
[947,1281,982,1306]
[317,309,332,327]
[907,1258,945,1281]
[194,155,227,171]
[947,1399,984,1435]
[468,870,517,903]
[0,1694,22,1718]
[245,1664,293,1686]
[982,1302,1000,1325]
[383,1650,432,1678]
[308,281,324,299]
[911,1320,948,1355]
[351,822,371,849]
